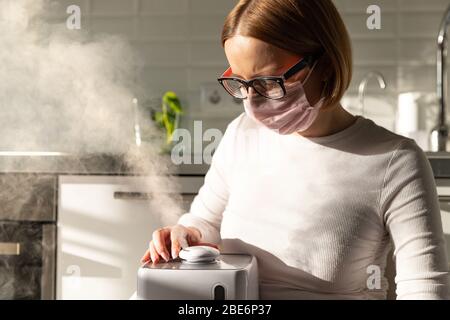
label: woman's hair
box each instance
[221,0,352,107]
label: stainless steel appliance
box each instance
[136,253,259,300]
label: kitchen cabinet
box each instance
[0,173,57,300]
[435,179,450,263]
[57,175,204,300]
[0,173,56,222]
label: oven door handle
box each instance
[0,242,20,256]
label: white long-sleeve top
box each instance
[177,113,450,299]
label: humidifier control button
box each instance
[179,245,220,263]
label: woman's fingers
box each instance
[141,225,218,264]
[149,240,159,263]
[170,226,188,258]
[140,249,150,262]
[170,235,181,259]
[170,229,180,259]
[142,241,219,264]
[187,232,201,246]
[170,232,189,259]
[152,228,171,262]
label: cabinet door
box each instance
[57,175,203,300]
[436,180,450,266]
[438,197,450,263]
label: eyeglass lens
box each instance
[222,78,284,99]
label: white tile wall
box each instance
[47,0,450,134]
[140,0,189,14]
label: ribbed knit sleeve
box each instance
[176,121,234,245]
[380,139,450,299]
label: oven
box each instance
[0,173,57,300]
[0,221,56,299]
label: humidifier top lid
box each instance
[141,253,254,270]
[178,245,220,263]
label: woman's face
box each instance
[224,35,324,106]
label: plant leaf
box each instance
[163,91,183,114]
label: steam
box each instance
[0,0,139,153]
[0,0,185,299]
[0,0,183,219]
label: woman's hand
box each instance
[140,224,219,264]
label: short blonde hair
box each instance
[221,0,352,107]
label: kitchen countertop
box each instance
[0,153,210,176]
[0,151,449,178]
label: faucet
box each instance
[358,71,386,116]
[431,5,450,152]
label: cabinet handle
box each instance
[439,195,450,202]
[114,191,153,200]
[0,242,20,256]
[113,191,197,200]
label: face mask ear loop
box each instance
[305,64,327,109]
[302,59,318,86]
[311,80,328,109]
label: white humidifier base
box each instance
[136,253,259,300]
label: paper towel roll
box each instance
[396,92,420,136]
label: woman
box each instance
[141,0,449,299]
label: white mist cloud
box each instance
[0,0,142,153]
[0,0,184,224]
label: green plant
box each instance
[151,91,183,146]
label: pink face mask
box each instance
[243,61,324,135]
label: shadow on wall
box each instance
[59,252,122,278]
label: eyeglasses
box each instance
[217,55,315,100]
